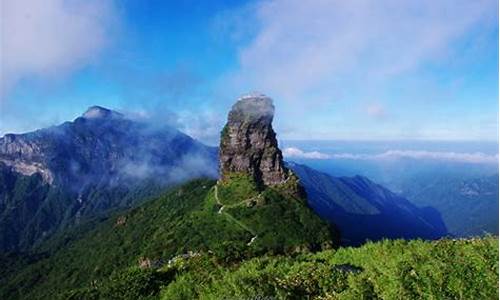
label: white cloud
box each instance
[365,103,387,119]
[176,110,223,146]
[369,150,499,164]
[121,107,223,146]
[282,147,332,159]
[283,147,498,164]
[1,0,117,99]
[224,0,496,103]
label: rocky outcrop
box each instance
[219,93,295,189]
[0,158,53,184]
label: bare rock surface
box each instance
[219,93,295,188]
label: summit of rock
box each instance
[229,93,274,123]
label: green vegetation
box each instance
[216,172,334,254]
[13,236,496,299]
[217,172,261,205]
[224,186,334,253]
[0,161,168,252]
[0,176,336,299]
[1,178,496,299]
[0,179,216,299]
[158,236,499,299]
[273,170,305,198]
[64,266,175,300]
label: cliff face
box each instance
[219,94,289,187]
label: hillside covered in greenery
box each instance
[0,107,217,252]
[1,178,498,299]
[157,236,498,299]
[5,228,497,299]
[0,176,338,299]
[1,95,497,300]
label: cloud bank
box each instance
[283,147,499,164]
[1,0,117,99]
[227,0,496,103]
[282,147,331,159]
[213,0,498,141]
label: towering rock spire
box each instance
[219,93,290,187]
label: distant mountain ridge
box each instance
[400,174,499,237]
[288,162,447,245]
[0,106,217,251]
[0,106,216,188]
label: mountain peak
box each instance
[219,94,298,191]
[229,93,274,124]
[82,106,123,119]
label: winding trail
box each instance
[214,185,258,244]
[214,185,221,205]
[247,235,258,246]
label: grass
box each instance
[158,236,499,300]
[2,177,495,299]
[217,172,261,205]
[0,177,335,299]
[60,235,498,299]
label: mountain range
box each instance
[400,173,499,236]
[0,96,497,299]
[0,106,216,251]
[288,162,446,245]
[0,105,454,252]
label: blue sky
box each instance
[1,0,498,144]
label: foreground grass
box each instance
[68,236,498,299]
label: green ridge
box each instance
[0,177,336,299]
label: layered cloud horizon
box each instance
[283,147,499,164]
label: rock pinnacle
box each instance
[219,93,290,187]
